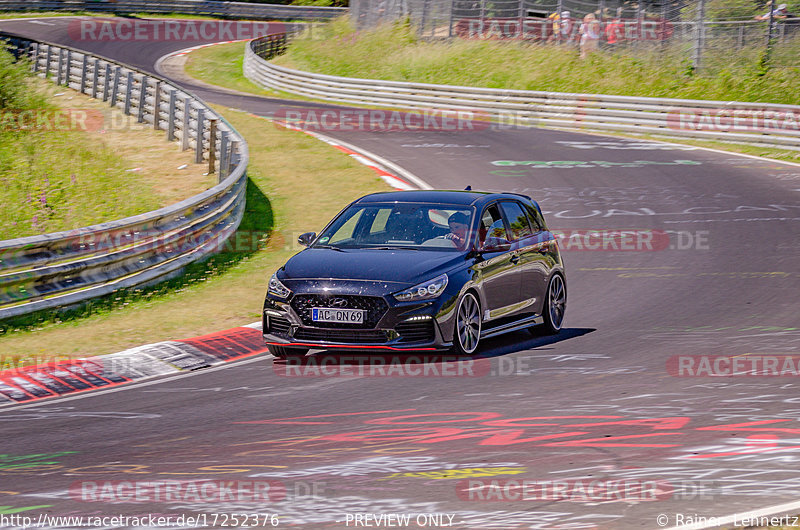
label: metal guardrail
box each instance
[0,0,345,21]
[244,34,800,149]
[0,33,250,320]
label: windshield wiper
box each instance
[369,246,421,251]
[313,244,346,252]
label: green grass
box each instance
[181,40,800,164]
[272,17,800,106]
[0,126,169,239]
[0,49,158,238]
[184,41,273,96]
[0,48,212,239]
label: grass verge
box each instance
[183,41,273,96]
[273,17,800,105]
[0,105,389,361]
[182,41,800,164]
[1,79,214,239]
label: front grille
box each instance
[294,328,389,344]
[291,294,388,328]
[268,316,292,335]
[396,320,435,342]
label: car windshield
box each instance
[313,202,474,251]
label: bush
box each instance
[0,45,43,110]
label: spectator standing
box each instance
[579,13,602,57]
[548,10,575,43]
[605,9,624,50]
[755,3,791,20]
[560,11,575,43]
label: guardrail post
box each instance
[110,66,121,107]
[80,54,88,93]
[124,71,133,115]
[56,48,63,85]
[137,75,148,123]
[208,118,217,176]
[195,109,205,164]
[91,58,99,99]
[153,81,162,130]
[219,130,229,180]
[228,140,239,176]
[181,97,191,151]
[167,89,177,141]
[692,0,706,72]
[32,42,40,73]
[103,63,111,102]
[44,44,51,77]
[65,50,72,87]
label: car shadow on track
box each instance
[271,328,596,370]
[474,327,597,360]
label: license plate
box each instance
[312,307,365,324]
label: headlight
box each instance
[268,272,291,299]
[394,274,448,302]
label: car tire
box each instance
[268,345,309,361]
[539,273,566,335]
[451,291,482,355]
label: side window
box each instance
[479,204,508,246]
[368,208,392,235]
[499,201,533,241]
[329,209,364,244]
[524,204,546,232]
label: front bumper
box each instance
[262,292,454,352]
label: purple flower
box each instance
[40,191,47,206]
[70,174,77,184]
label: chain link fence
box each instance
[349,0,800,70]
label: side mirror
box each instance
[298,232,316,247]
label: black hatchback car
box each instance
[262,190,566,359]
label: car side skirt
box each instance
[480,314,544,340]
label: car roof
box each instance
[355,190,532,206]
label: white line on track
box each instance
[306,129,433,190]
[26,20,54,25]
[0,355,266,412]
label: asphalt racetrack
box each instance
[1,16,800,530]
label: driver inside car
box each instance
[444,212,470,249]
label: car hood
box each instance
[280,248,465,287]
